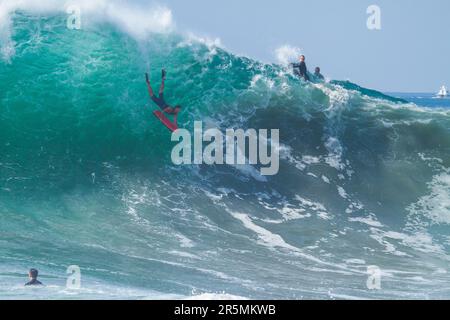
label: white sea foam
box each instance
[250,74,275,89]
[337,186,348,199]
[295,195,332,220]
[344,259,366,265]
[227,209,366,277]
[0,0,174,60]
[407,172,450,225]
[322,175,331,184]
[368,227,445,256]
[168,250,199,259]
[177,32,223,57]
[349,216,383,228]
[175,233,195,248]
[325,137,346,171]
[186,293,248,300]
[274,45,302,66]
[230,211,300,251]
[302,155,321,165]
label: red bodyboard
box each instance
[153,110,178,132]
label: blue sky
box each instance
[149,0,449,92]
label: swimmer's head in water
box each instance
[29,268,38,279]
[299,55,305,62]
[315,67,321,73]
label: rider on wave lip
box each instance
[291,55,310,82]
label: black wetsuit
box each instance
[151,93,169,110]
[314,72,325,80]
[25,279,43,286]
[292,62,310,81]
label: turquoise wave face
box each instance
[1,12,450,299]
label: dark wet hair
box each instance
[29,268,38,279]
[315,67,321,72]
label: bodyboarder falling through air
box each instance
[146,69,182,131]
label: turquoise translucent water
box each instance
[1,12,450,300]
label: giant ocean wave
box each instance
[0,1,450,299]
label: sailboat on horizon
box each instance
[437,85,448,98]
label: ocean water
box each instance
[389,92,450,109]
[1,4,450,300]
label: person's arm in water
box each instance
[291,63,300,76]
[146,73,155,97]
